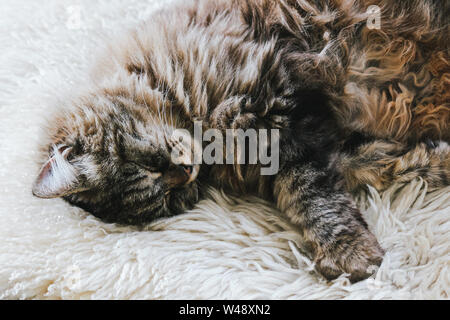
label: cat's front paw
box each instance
[314,229,384,283]
[209,96,257,130]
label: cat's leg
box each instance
[338,139,450,193]
[273,163,384,282]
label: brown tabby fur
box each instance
[33,0,449,283]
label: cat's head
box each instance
[32,97,201,225]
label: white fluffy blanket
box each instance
[0,0,448,299]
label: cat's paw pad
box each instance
[167,131,195,165]
[314,230,384,283]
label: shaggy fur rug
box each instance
[0,0,448,299]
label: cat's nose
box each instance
[180,164,192,175]
[163,163,199,187]
[183,164,200,184]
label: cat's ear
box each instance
[32,145,82,198]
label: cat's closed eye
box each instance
[131,161,163,177]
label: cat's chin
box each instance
[165,181,201,215]
[60,175,201,226]
[112,184,201,226]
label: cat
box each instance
[32,0,449,282]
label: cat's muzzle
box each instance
[162,163,200,188]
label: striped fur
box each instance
[33,0,449,281]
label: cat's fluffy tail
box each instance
[338,139,450,193]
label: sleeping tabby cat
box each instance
[32,0,449,282]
